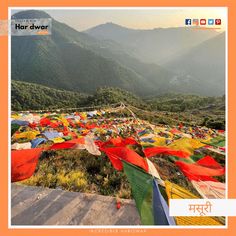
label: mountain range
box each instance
[85,22,219,64]
[11,10,226,97]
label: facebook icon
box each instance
[185,19,191,25]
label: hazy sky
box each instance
[12,8,227,31]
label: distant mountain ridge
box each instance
[85,22,220,64]
[11,10,225,97]
[164,33,225,96]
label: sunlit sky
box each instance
[11,8,227,32]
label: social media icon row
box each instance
[185,19,221,26]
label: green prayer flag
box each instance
[123,161,154,225]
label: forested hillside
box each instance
[12,81,225,129]
[11,81,87,111]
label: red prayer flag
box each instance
[39,117,51,126]
[50,138,85,150]
[175,160,225,178]
[96,137,138,149]
[196,155,222,169]
[11,148,43,182]
[101,146,148,172]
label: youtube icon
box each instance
[200,19,206,25]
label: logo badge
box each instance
[200,19,206,25]
[185,19,191,25]
[208,19,214,25]
[215,19,221,25]
[192,19,199,26]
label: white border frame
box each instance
[8,6,228,229]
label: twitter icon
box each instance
[208,19,214,25]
